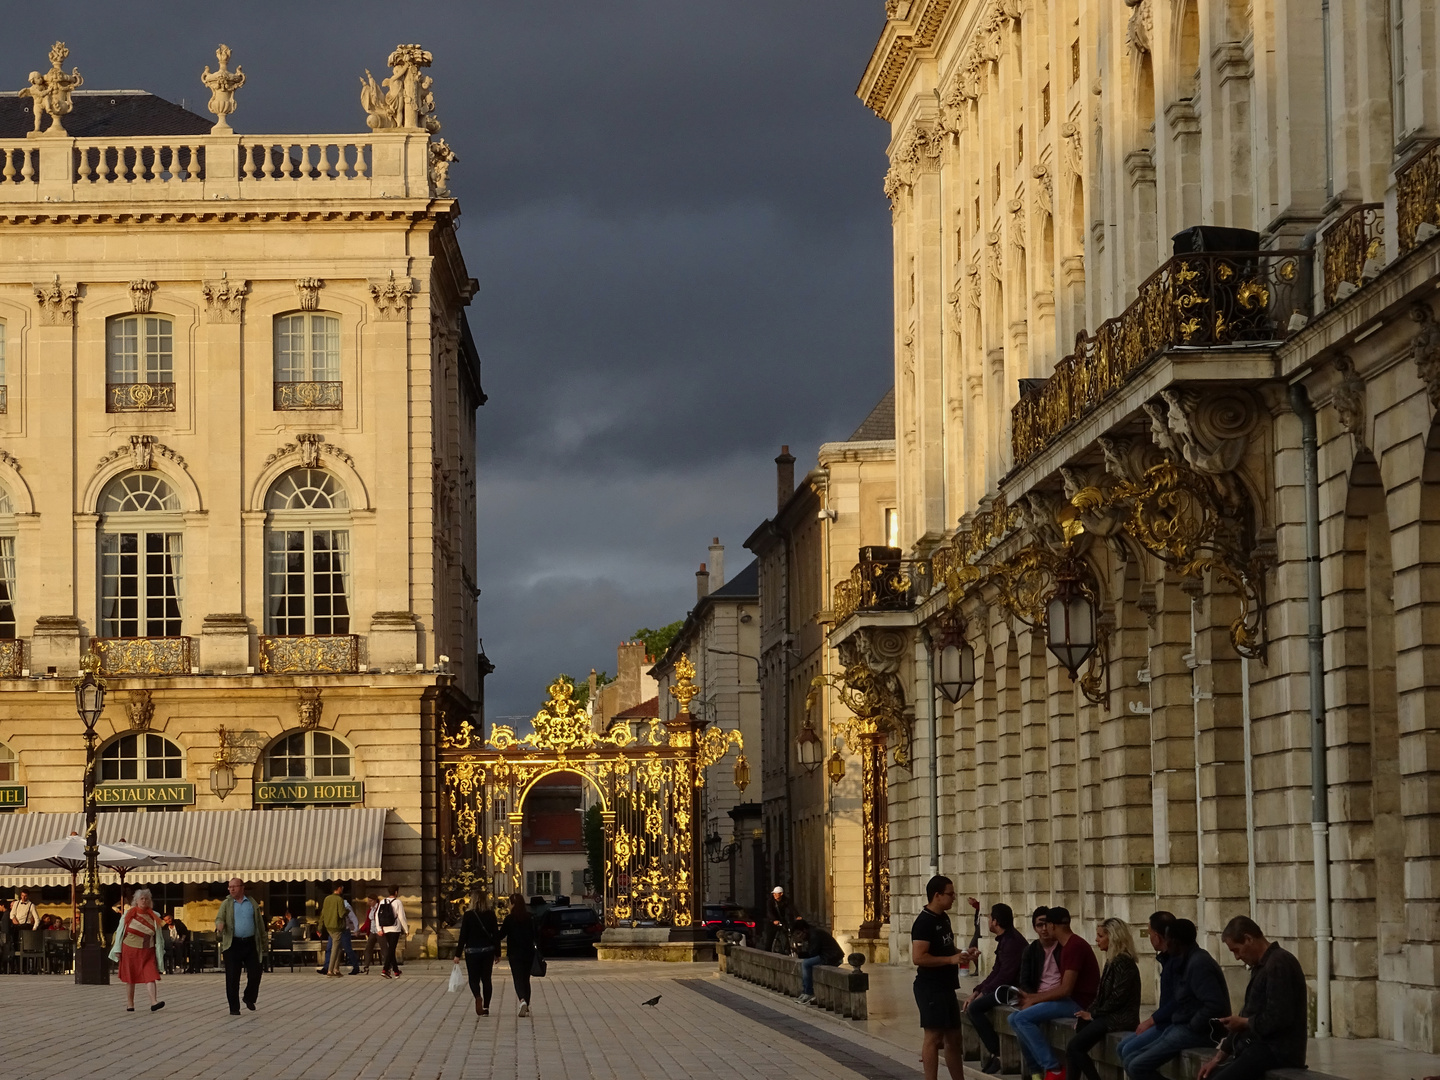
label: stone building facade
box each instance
[746,401,897,954]
[833,0,1440,1050]
[0,43,483,936]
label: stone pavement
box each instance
[0,959,928,1080]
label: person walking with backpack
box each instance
[454,889,500,1016]
[498,891,537,1017]
[377,884,408,979]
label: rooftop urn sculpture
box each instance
[20,41,83,136]
[201,44,246,133]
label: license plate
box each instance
[562,929,583,936]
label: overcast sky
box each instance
[0,1,894,722]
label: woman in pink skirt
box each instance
[108,888,165,1012]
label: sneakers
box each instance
[1044,1069,1065,1080]
[348,968,363,975]
[795,993,813,1004]
[980,1056,1001,1075]
[518,1001,529,1018]
[381,970,393,979]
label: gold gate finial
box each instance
[670,654,699,713]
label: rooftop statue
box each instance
[360,43,440,133]
[201,44,246,133]
[19,41,83,137]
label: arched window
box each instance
[0,483,14,638]
[100,733,183,782]
[106,315,175,412]
[274,312,341,410]
[265,730,352,781]
[265,468,350,635]
[99,473,183,637]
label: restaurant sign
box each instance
[253,781,364,805]
[0,784,26,807]
[95,783,195,807]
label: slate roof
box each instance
[710,558,759,599]
[848,387,895,441]
[0,90,212,140]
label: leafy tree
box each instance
[633,620,684,661]
[583,804,605,893]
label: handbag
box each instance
[530,951,547,978]
[447,963,466,993]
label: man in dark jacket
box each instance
[962,903,1027,1075]
[764,887,794,953]
[1119,911,1177,1065]
[1018,906,1058,992]
[1198,917,1307,1080]
[791,917,845,1004]
[1124,919,1230,1080]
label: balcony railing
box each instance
[1011,250,1307,467]
[274,381,342,411]
[1397,138,1440,256]
[832,551,934,625]
[107,382,175,412]
[1321,203,1384,307]
[0,131,430,203]
[0,639,22,678]
[259,634,359,674]
[91,636,192,676]
[0,385,8,414]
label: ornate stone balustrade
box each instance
[259,634,360,674]
[1011,250,1307,467]
[0,131,431,203]
[1322,202,1385,307]
[91,636,192,675]
[1398,138,1440,255]
[0,639,22,678]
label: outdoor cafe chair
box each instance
[17,929,44,974]
[268,930,295,973]
[42,930,72,974]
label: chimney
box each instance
[696,562,710,601]
[708,537,725,589]
[776,445,796,511]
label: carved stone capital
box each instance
[33,276,80,324]
[369,271,415,321]
[202,273,248,323]
[129,279,157,314]
[295,277,324,311]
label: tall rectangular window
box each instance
[106,317,173,384]
[100,532,183,637]
[0,536,15,639]
[275,313,340,382]
[1392,0,1407,137]
[884,508,899,549]
[266,528,351,635]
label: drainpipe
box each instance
[1289,383,1332,1039]
[924,643,940,876]
[1322,0,1333,202]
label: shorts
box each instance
[913,979,962,1030]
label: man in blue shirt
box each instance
[216,877,267,1015]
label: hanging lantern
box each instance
[795,720,822,773]
[1046,571,1098,677]
[933,617,977,704]
[733,752,751,793]
[210,762,237,801]
[826,745,846,785]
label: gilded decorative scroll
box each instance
[91,636,191,676]
[1397,138,1440,255]
[258,634,359,673]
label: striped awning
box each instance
[0,808,388,887]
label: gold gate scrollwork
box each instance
[440,655,742,932]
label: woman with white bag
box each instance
[452,889,499,1016]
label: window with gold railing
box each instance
[1320,203,1384,308]
[258,634,359,674]
[91,636,192,676]
[1397,138,1440,256]
[1011,250,1307,467]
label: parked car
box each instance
[537,905,604,956]
[701,904,756,946]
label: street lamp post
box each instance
[74,664,108,985]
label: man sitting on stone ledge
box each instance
[791,917,844,1006]
[961,902,1026,1075]
[1008,907,1100,1080]
[1197,917,1307,1080]
[1124,919,1230,1080]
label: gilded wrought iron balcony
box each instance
[1321,203,1384,307]
[1011,250,1307,467]
[107,382,175,412]
[832,549,934,625]
[91,636,192,675]
[274,381,343,410]
[1398,138,1440,256]
[0,638,22,677]
[259,634,359,673]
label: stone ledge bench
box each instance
[961,1003,1344,1080]
[717,942,869,1019]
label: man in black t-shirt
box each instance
[912,874,966,1080]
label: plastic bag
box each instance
[447,962,466,993]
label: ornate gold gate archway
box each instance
[440,657,744,930]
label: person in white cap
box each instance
[764,886,794,953]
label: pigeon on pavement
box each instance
[641,995,662,1007]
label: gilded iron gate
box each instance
[440,657,745,927]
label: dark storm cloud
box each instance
[0,1,894,721]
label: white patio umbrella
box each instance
[0,831,167,930]
[107,838,217,908]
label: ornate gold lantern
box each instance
[795,719,822,773]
